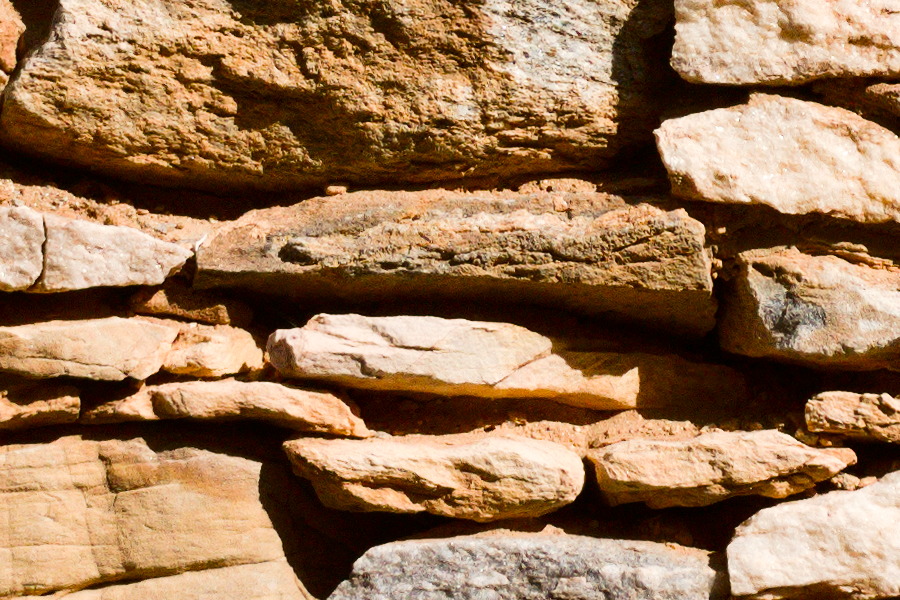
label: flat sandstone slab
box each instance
[727,471,900,599]
[197,189,715,335]
[283,434,584,522]
[656,95,900,224]
[806,391,900,443]
[0,0,672,190]
[588,430,856,508]
[671,0,900,84]
[328,534,726,600]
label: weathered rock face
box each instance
[329,534,727,600]
[0,317,181,380]
[197,189,716,336]
[283,434,584,522]
[671,0,900,85]
[0,0,673,191]
[162,323,264,378]
[588,430,856,508]
[727,471,900,599]
[0,434,307,598]
[0,206,44,291]
[656,95,900,224]
[268,314,743,410]
[806,391,900,443]
[720,247,900,370]
[129,283,253,326]
[0,383,80,430]
[0,0,23,86]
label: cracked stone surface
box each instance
[588,430,856,508]
[806,391,900,443]
[0,206,44,291]
[671,0,900,85]
[328,533,727,600]
[283,434,584,522]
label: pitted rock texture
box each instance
[719,247,900,370]
[0,0,673,191]
[0,435,305,598]
[671,0,900,85]
[162,323,264,378]
[0,383,80,430]
[0,317,181,380]
[197,189,716,336]
[588,430,856,508]
[727,471,900,599]
[268,314,743,409]
[0,206,44,291]
[328,534,727,600]
[806,391,900,443]
[84,379,371,437]
[283,434,585,522]
[656,94,900,224]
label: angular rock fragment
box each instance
[0,0,23,86]
[0,205,44,291]
[806,391,900,443]
[719,247,900,370]
[84,379,370,437]
[129,282,253,326]
[283,434,584,521]
[36,213,192,291]
[198,189,716,335]
[0,317,180,380]
[163,323,264,378]
[588,430,856,508]
[0,383,79,430]
[0,435,303,597]
[329,534,727,600]
[269,314,744,409]
[728,471,900,599]
[671,0,900,85]
[0,0,672,190]
[656,95,900,224]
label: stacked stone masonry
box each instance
[1,0,900,599]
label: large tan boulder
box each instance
[719,247,900,370]
[268,314,746,410]
[588,430,856,508]
[196,188,715,336]
[656,95,900,224]
[0,0,672,191]
[283,434,585,522]
[0,317,180,380]
[162,323,264,378]
[0,206,44,291]
[671,0,900,85]
[806,391,900,443]
[727,471,900,599]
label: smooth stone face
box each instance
[656,94,900,224]
[35,213,192,291]
[719,247,900,370]
[0,0,672,191]
[671,0,900,84]
[806,391,900,443]
[196,189,715,336]
[0,317,180,380]
[283,434,585,522]
[0,206,44,291]
[162,323,264,378]
[727,471,900,599]
[588,430,856,508]
[0,384,80,431]
[328,534,727,600]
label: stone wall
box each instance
[1,1,900,598]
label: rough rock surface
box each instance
[806,391,900,443]
[588,430,856,508]
[0,0,673,190]
[197,189,716,335]
[0,383,80,430]
[283,434,584,522]
[719,247,900,370]
[85,379,370,436]
[0,317,180,380]
[329,534,727,600]
[656,95,900,224]
[0,435,305,598]
[671,0,900,85]
[163,323,264,377]
[129,282,253,326]
[0,0,23,86]
[0,206,44,291]
[728,471,900,599]
[268,314,743,409]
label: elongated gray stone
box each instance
[328,534,727,600]
[0,206,44,291]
